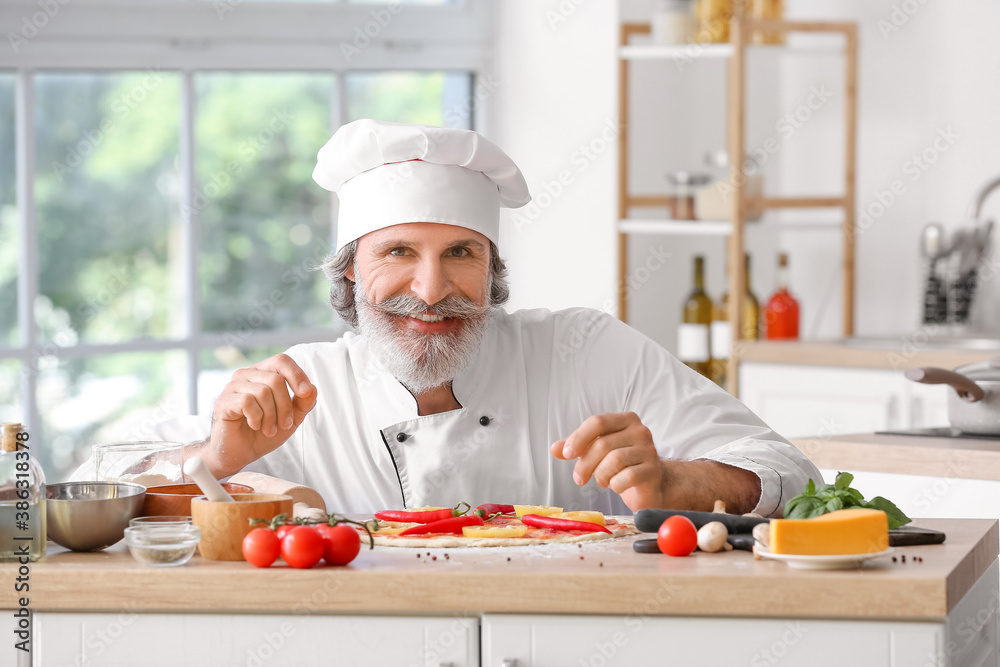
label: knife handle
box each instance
[635,508,769,534]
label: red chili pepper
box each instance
[399,515,484,536]
[474,503,516,518]
[375,501,470,524]
[520,514,611,534]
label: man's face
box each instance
[349,222,494,394]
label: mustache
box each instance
[361,292,490,320]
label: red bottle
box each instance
[764,252,800,339]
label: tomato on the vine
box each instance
[242,528,281,568]
[657,515,698,557]
[316,524,361,566]
[275,524,296,541]
[280,526,325,569]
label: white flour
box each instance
[115,459,182,487]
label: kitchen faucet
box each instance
[966,174,1000,221]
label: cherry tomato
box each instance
[276,524,296,541]
[657,515,698,557]
[279,526,325,569]
[316,523,362,566]
[242,528,281,568]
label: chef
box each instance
[162,119,821,516]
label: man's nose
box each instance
[409,257,451,307]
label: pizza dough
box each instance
[367,516,637,549]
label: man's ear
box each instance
[346,264,356,282]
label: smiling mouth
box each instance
[411,312,447,323]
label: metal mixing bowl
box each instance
[46,482,147,551]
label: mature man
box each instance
[172,119,820,516]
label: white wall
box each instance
[780,0,1000,337]
[489,0,618,314]
[491,0,1000,351]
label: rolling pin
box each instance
[227,471,328,520]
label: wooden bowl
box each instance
[142,483,254,517]
[191,493,293,561]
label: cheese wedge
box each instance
[769,508,889,556]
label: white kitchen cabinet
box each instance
[2,610,30,667]
[481,559,997,667]
[739,362,950,439]
[33,613,478,667]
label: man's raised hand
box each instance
[203,353,317,477]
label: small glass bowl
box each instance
[124,524,201,567]
[129,515,193,527]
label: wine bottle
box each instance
[764,252,800,339]
[678,255,713,377]
[711,254,760,387]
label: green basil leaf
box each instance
[864,496,912,529]
[782,497,804,518]
[785,495,825,520]
[815,483,836,497]
[802,479,816,496]
[846,487,864,502]
[835,489,862,508]
[835,471,854,490]
[825,496,844,512]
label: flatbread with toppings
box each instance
[363,504,637,548]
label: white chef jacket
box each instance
[149,307,820,516]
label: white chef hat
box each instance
[312,119,531,252]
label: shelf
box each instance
[619,43,733,60]
[619,42,843,61]
[617,218,843,236]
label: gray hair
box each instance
[322,239,510,327]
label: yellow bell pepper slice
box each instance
[462,525,529,538]
[513,505,563,517]
[373,525,418,535]
[551,511,606,526]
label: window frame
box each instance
[0,0,492,448]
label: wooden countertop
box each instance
[739,340,999,370]
[791,433,1000,481]
[4,518,995,621]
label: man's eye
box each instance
[449,247,469,257]
[389,248,407,256]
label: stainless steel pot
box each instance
[905,355,1000,435]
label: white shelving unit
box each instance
[617,218,844,237]
[616,14,859,395]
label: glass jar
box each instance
[694,0,733,44]
[93,441,185,486]
[652,0,696,45]
[666,171,712,220]
[751,0,785,45]
[694,150,765,221]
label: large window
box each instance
[0,0,490,480]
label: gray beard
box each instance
[354,282,492,395]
